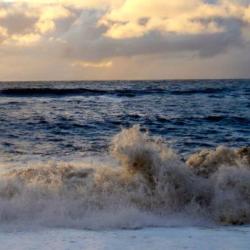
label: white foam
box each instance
[0,126,249,229]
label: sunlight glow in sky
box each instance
[0,0,250,80]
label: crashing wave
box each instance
[0,126,249,228]
[187,146,250,177]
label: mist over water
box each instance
[0,79,249,229]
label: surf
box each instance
[0,126,249,229]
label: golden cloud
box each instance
[72,60,113,68]
[3,33,41,46]
[1,0,250,40]
[0,26,8,37]
[99,0,250,39]
[35,5,71,33]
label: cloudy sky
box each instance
[0,0,250,81]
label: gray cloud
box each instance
[0,13,37,35]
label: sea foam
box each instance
[0,126,249,229]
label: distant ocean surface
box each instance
[0,79,250,250]
[0,79,249,162]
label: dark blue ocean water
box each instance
[0,79,249,163]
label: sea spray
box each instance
[0,126,249,228]
[187,146,250,177]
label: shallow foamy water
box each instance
[1,227,250,250]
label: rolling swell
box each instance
[0,87,164,97]
[169,87,226,95]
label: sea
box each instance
[0,79,249,249]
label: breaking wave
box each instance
[0,126,249,229]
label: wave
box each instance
[0,87,226,97]
[169,87,226,95]
[204,115,250,124]
[0,126,249,229]
[153,115,250,126]
[0,87,164,97]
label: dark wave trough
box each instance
[0,87,165,97]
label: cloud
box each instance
[4,33,41,46]
[0,0,250,80]
[100,0,250,39]
[59,9,244,62]
[72,60,113,68]
[0,26,8,44]
[0,12,37,35]
[35,5,72,33]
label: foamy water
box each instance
[0,126,249,229]
[1,227,250,250]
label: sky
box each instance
[0,0,250,81]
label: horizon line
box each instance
[0,78,250,83]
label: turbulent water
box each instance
[0,79,249,230]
